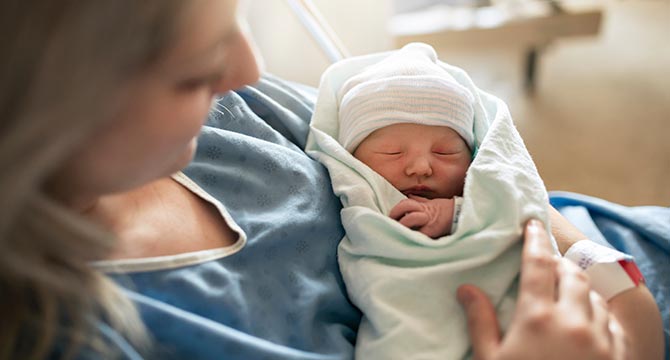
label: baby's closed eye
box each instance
[373,148,403,156]
[432,148,462,155]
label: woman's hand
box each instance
[389,195,454,238]
[549,207,665,359]
[457,219,629,360]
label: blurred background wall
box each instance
[245,0,670,206]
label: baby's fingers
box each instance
[398,212,430,230]
[407,195,429,202]
[389,199,422,220]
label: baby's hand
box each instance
[389,195,455,239]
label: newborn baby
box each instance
[307,42,549,360]
[337,44,475,237]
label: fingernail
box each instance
[457,287,473,306]
[527,219,541,228]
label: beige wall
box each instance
[244,0,393,86]
[242,0,670,205]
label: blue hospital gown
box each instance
[93,75,361,359]
[71,74,668,359]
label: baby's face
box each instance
[353,123,472,199]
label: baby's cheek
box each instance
[380,164,404,181]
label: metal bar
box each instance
[285,0,350,63]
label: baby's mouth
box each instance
[402,185,434,197]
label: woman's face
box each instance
[54,0,259,206]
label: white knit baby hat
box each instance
[337,43,475,153]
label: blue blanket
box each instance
[550,191,669,358]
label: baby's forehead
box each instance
[362,123,463,144]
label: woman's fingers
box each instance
[589,290,629,360]
[608,316,630,360]
[457,285,501,360]
[590,291,612,342]
[557,258,593,320]
[518,220,557,306]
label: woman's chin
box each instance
[173,138,198,171]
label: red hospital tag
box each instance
[618,259,645,286]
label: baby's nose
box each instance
[405,156,433,177]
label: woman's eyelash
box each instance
[180,72,225,89]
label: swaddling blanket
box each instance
[305,45,550,360]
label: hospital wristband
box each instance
[564,240,644,301]
[451,196,463,234]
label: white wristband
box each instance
[451,196,464,234]
[564,240,644,300]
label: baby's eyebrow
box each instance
[436,136,463,145]
[373,144,401,149]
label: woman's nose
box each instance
[405,156,433,177]
[213,31,260,94]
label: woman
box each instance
[0,0,662,359]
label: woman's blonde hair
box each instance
[0,0,186,358]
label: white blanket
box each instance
[306,47,551,360]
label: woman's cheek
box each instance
[175,90,216,133]
[194,88,216,118]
